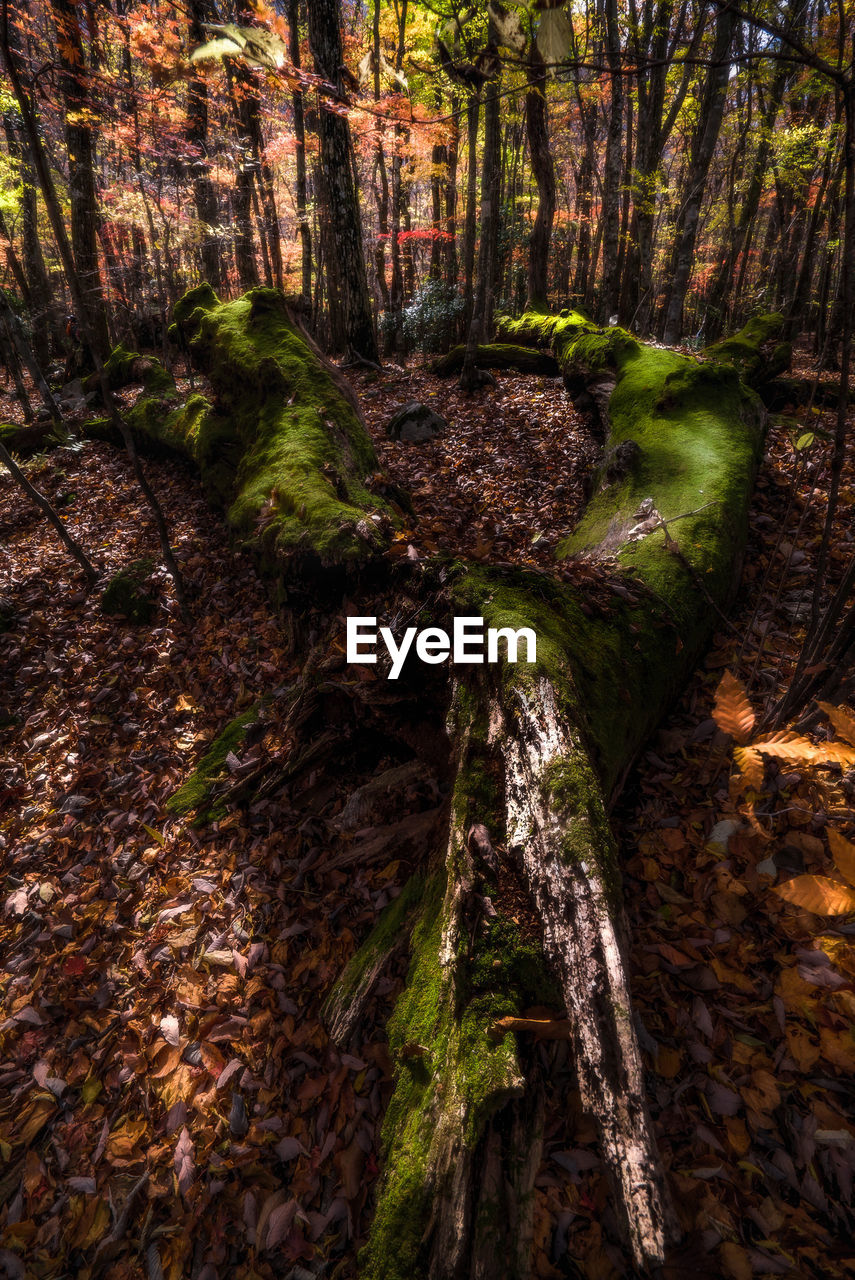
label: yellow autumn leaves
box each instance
[713,671,855,915]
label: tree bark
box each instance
[525,46,555,310]
[598,0,624,323]
[48,0,110,358]
[661,5,735,345]
[288,0,312,310]
[186,0,224,293]
[460,76,501,390]
[307,0,378,363]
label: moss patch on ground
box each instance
[167,703,261,821]
[101,558,158,625]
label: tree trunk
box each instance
[48,0,110,358]
[661,5,735,345]
[288,0,312,310]
[187,0,224,293]
[462,93,480,335]
[460,76,501,390]
[307,0,378,363]
[525,46,555,311]
[123,276,771,1276]
[598,0,624,323]
[349,305,769,1278]
[2,112,59,362]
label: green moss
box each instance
[101,558,157,624]
[153,286,396,579]
[559,338,763,644]
[705,312,791,387]
[167,703,261,821]
[323,875,424,1023]
[431,343,559,377]
[102,345,177,398]
[544,755,621,906]
[363,866,522,1280]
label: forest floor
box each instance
[1,356,854,1280]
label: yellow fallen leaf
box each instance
[828,828,855,889]
[774,875,855,916]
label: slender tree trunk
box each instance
[369,0,389,316]
[599,0,624,323]
[661,6,735,345]
[444,95,460,290]
[572,97,597,302]
[187,0,223,292]
[616,90,634,319]
[0,440,98,579]
[307,0,378,362]
[48,0,110,357]
[430,88,446,282]
[525,46,555,310]
[227,69,261,291]
[288,0,312,309]
[460,75,500,389]
[237,66,283,289]
[462,92,481,335]
[2,113,58,362]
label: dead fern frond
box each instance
[712,670,756,744]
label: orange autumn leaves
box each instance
[713,671,855,915]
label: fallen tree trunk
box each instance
[103,293,768,1275]
[340,310,767,1277]
[88,285,396,590]
[431,343,560,377]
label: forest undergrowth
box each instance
[1,354,854,1279]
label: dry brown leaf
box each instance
[733,745,764,789]
[752,733,855,768]
[829,828,855,889]
[774,874,855,916]
[174,1125,195,1197]
[712,670,756,743]
[817,701,855,746]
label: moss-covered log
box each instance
[104,286,395,586]
[704,311,792,389]
[341,309,767,1277]
[0,420,63,457]
[431,343,560,377]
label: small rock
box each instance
[386,402,448,444]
